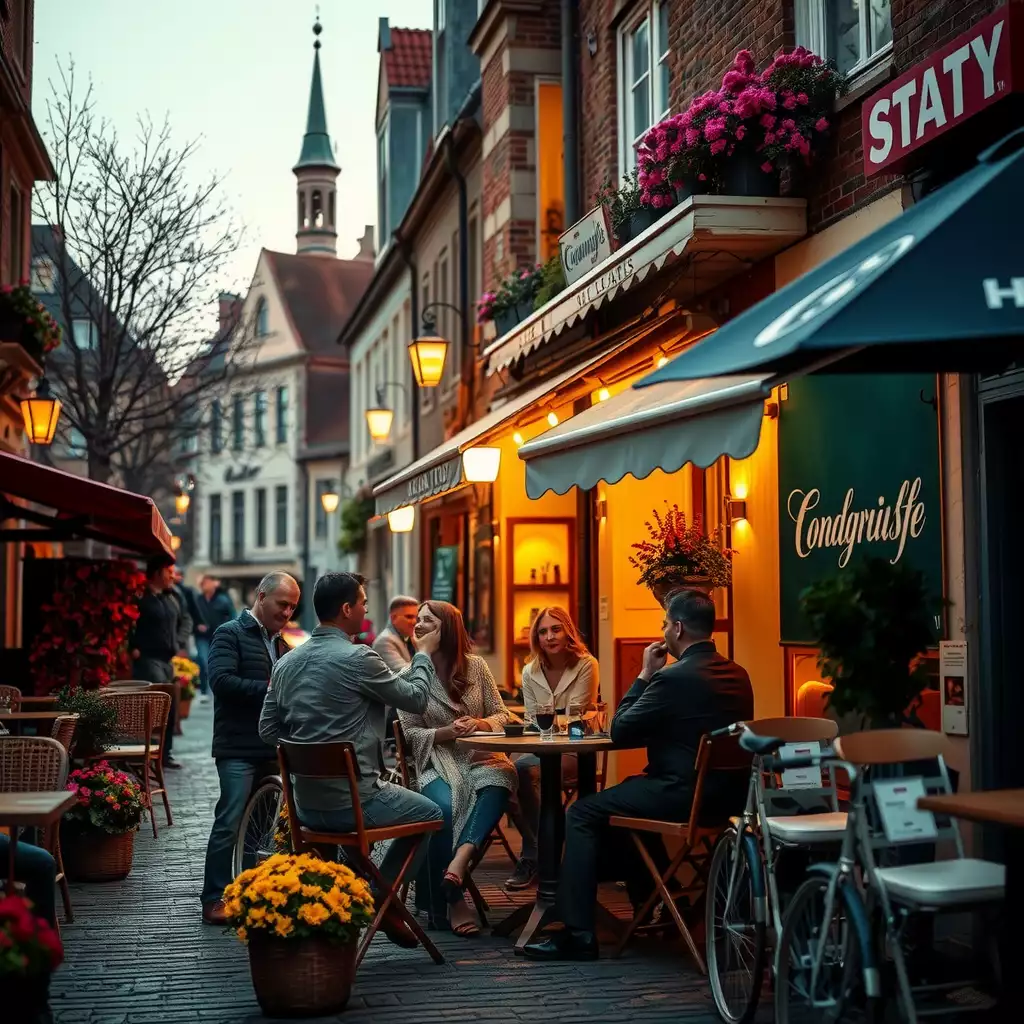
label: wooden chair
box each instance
[277,739,445,967]
[50,714,79,756]
[609,731,752,969]
[392,720,490,924]
[0,735,73,923]
[104,680,152,691]
[0,684,22,712]
[87,692,172,838]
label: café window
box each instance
[796,0,892,79]
[618,1,671,173]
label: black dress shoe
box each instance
[522,928,599,961]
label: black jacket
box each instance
[131,589,179,663]
[199,589,236,634]
[611,640,754,800]
[208,611,288,760]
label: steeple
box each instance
[294,16,340,257]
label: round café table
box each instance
[457,732,631,951]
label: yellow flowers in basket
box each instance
[171,656,201,701]
[223,853,375,945]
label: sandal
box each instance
[451,918,480,937]
[441,870,465,904]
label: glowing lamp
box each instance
[365,405,394,442]
[546,411,559,427]
[175,493,191,515]
[656,355,668,369]
[512,431,525,447]
[19,378,61,446]
[408,335,448,388]
[320,490,340,514]
[387,505,415,533]
[170,535,182,552]
[462,446,501,483]
[597,388,610,402]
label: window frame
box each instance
[211,398,224,454]
[30,258,55,293]
[255,297,269,337]
[795,0,893,82]
[377,116,389,240]
[254,391,267,448]
[274,485,288,548]
[67,426,87,460]
[71,319,98,351]
[255,488,267,549]
[209,494,223,564]
[231,490,245,562]
[275,385,289,445]
[314,479,335,540]
[232,394,245,451]
[617,1,672,176]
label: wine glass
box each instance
[535,699,555,742]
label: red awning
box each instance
[0,451,174,557]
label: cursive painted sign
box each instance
[787,477,927,569]
[559,206,613,286]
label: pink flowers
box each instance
[815,117,830,133]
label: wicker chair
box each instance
[0,735,73,923]
[0,684,22,712]
[86,692,172,838]
[50,714,80,756]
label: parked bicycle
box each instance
[231,773,284,877]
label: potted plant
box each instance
[532,254,567,311]
[172,655,200,719]
[596,170,658,245]
[62,762,147,882]
[637,113,717,203]
[629,503,733,607]
[338,495,375,556]
[224,852,375,1017]
[0,894,64,1023]
[800,557,944,729]
[476,264,543,337]
[53,685,117,759]
[0,283,62,367]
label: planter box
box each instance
[248,934,356,1017]
[63,828,135,882]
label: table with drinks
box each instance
[458,700,634,950]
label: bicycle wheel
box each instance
[706,827,767,1024]
[775,876,871,1024]
[232,778,284,878]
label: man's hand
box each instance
[412,626,440,657]
[197,624,208,634]
[639,641,669,681]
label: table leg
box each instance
[999,833,1021,1008]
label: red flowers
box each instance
[65,763,146,835]
[0,895,64,977]
[0,284,63,364]
[629,503,733,589]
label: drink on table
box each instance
[536,700,555,741]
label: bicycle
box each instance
[232,773,284,878]
[704,718,848,1024]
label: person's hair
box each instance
[258,571,296,598]
[146,554,175,577]
[420,600,473,698]
[313,572,367,623]
[529,606,590,669]
[666,588,716,639]
[389,595,419,614]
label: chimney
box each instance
[218,292,242,333]
[356,226,375,261]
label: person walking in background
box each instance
[524,589,753,961]
[195,575,236,698]
[506,607,599,891]
[131,554,184,770]
[260,572,443,948]
[373,595,419,751]
[200,571,300,925]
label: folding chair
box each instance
[393,720,490,923]
[277,738,445,967]
[609,731,752,969]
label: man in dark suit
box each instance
[523,588,754,961]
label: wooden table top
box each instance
[918,789,1024,830]
[20,696,59,705]
[0,791,76,828]
[0,711,67,721]
[458,733,620,755]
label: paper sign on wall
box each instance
[939,640,968,736]
[778,741,822,790]
[874,777,939,844]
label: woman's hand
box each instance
[455,716,490,734]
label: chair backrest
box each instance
[751,716,841,815]
[836,728,950,766]
[392,720,416,790]
[0,735,69,793]
[101,692,169,755]
[50,714,80,755]
[0,684,22,712]
[685,733,752,841]
[749,716,839,744]
[795,680,833,719]
[276,740,366,854]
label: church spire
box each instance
[294,15,340,257]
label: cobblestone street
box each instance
[50,700,733,1023]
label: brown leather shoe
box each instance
[202,900,227,925]
[378,906,419,948]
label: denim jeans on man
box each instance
[415,778,510,925]
[201,757,278,905]
[195,635,211,695]
[0,835,56,926]
[300,782,442,891]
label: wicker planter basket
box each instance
[247,934,357,1018]
[63,828,135,882]
[179,697,192,720]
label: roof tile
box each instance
[384,27,432,90]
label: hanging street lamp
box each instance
[19,378,61,446]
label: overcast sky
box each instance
[32,0,432,308]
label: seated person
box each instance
[259,571,443,948]
[506,606,599,890]
[523,589,754,961]
[398,601,514,936]
[0,835,57,927]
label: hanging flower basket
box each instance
[0,284,62,367]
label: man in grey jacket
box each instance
[260,571,442,948]
[372,594,419,751]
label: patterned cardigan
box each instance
[398,654,516,850]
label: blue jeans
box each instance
[300,784,442,889]
[196,635,211,694]
[0,835,56,926]
[202,757,278,905]
[416,778,510,923]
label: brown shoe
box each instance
[202,900,227,925]
[378,906,419,948]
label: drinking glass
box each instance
[568,700,586,741]
[555,705,569,736]
[535,700,555,742]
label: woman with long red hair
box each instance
[398,600,514,935]
[505,606,599,890]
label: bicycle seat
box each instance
[739,731,781,755]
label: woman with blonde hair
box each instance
[505,606,599,890]
[397,600,514,935]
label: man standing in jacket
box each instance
[195,575,236,697]
[260,572,442,947]
[372,594,419,751]
[201,570,299,924]
[524,589,754,961]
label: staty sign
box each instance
[863,6,1024,176]
[559,206,613,286]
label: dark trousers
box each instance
[0,835,57,927]
[133,655,176,759]
[557,775,692,932]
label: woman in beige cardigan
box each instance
[506,606,599,890]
